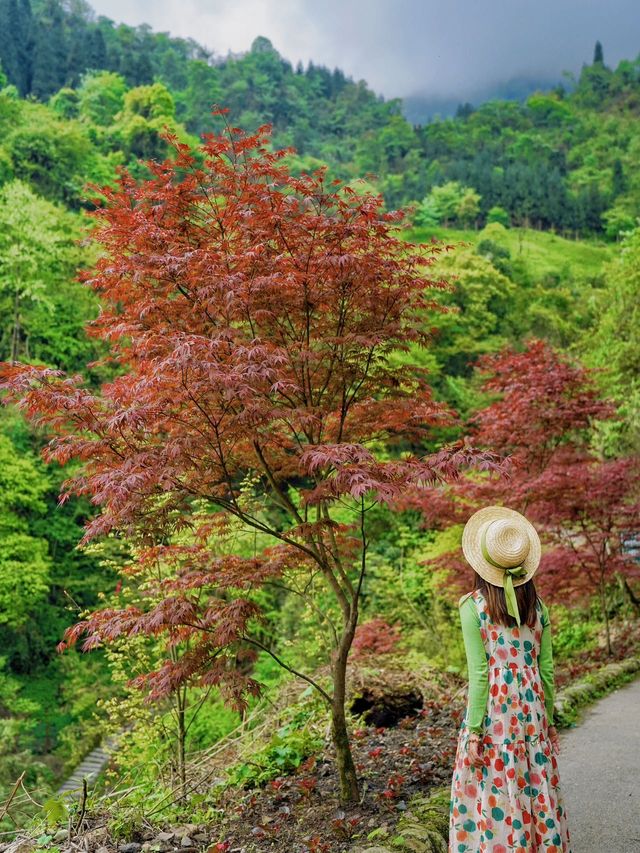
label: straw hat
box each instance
[462,505,541,587]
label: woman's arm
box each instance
[539,600,555,725]
[459,594,489,733]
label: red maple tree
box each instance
[0,117,497,802]
[532,456,640,654]
[467,340,613,509]
[406,341,640,651]
[400,340,613,527]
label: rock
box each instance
[174,825,198,836]
[144,835,173,853]
[180,838,193,848]
[83,829,109,849]
[191,834,208,843]
[3,840,34,853]
[119,844,142,853]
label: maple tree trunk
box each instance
[175,689,187,797]
[599,574,612,656]
[618,574,640,616]
[331,653,360,804]
[10,289,19,363]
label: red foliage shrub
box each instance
[351,617,403,659]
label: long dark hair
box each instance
[473,571,539,628]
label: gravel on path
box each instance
[559,677,640,853]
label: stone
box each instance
[145,837,171,853]
[2,840,34,853]
[180,837,193,848]
[118,844,142,853]
[83,828,109,849]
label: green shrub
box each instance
[551,606,597,660]
[226,716,323,789]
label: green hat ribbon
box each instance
[481,531,528,626]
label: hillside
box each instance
[0,2,638,847]
[0,1,639,233]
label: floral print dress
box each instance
[449,590,571,852]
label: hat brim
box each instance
[461,506,541,587]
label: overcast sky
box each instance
[88,0,640,100]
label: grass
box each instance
[405,224,612,279]
[554,656,640,727]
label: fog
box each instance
[88,0,640,102]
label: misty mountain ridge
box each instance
[0,0,620,127]
[0,0,638,240]
[403,74,565,123]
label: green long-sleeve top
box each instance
[459,594,555,734]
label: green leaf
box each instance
[42,796,69,826]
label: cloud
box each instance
[88,0,640,99]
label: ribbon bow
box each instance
[481,532,528,625]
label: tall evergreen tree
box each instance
[593,40,604,65]
[86,28,108,71]
[65,29,89,87]
[612,158,626,196]
[0,0,34,95]
[30,0,67,99]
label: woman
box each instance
[449,506,571,853]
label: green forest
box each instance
[0,1,639,850]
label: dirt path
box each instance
[559,677,640,853]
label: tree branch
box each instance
[241,635,332,706]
